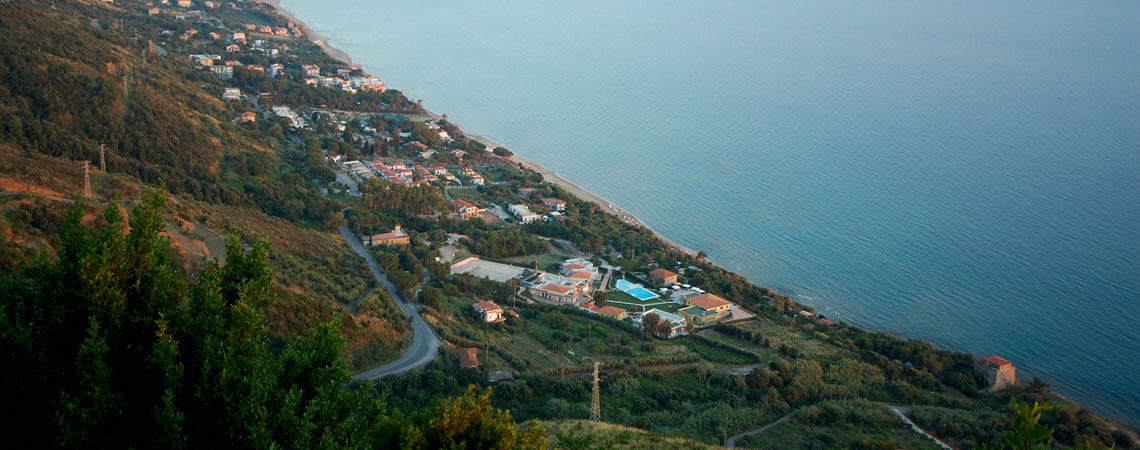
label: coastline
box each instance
[248,1,1137,429]
[255,0,689,256]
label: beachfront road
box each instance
[339,225,441,381]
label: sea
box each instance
[280,0,1140,423]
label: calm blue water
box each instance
[282,0,1140,422]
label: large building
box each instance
[529,273,591,305]
[560,258,598,281]
[979,355,1017,392]
[598,305,628,320]
[361,225,409,246]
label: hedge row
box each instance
[683,334,762,364]
[712,323,771,347]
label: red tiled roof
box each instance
[563,263,586,270]
[453,199,476,209]
[459,347,478,368]
[687,293,731,310]
[598,306,627,318]
[569,272,593,279]
[474,300,502,312]
[650,268,678,279]
[539,283,572,294]
[982,355,1012,366]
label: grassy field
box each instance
[681,337,761,365]
[697,330,778,363]
[545,420,722,450]
[728,318,850,361]
[734,416,939,449]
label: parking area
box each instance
[449,257,528,282]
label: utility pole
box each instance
[99,144,106,172]
[590,361,601,421]
[83,161,91,198]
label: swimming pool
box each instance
[615,279,660,301]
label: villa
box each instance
[473,300,505,324]
[529,273,591,305]
[360,225,409,246]
[453,199,480,219]
[509,204,541,224]
[677,292,733,325]
[458,348,478,369]
[222,87,241,100]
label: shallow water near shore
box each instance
[281,0,1140,422]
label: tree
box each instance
[1004,399,1053,450]
[593,290,607,307]
[643,313,660,339]
[492,147,513,157]
[427,386,545,449]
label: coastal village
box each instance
[2,0,1131,447]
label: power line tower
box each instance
[590,361,601,421]
[83,161,91,198]
[99,144,106,172]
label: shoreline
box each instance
[250,1,1136,429]
[255,0,688,255]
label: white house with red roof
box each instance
[473,300,505,323]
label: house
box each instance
[817,318,835,327]
[677,293,733,326]
[432,166,449,176]
[508,204,541,224]
[541,197,567,211]
[273,27,289,36]
[458,348,478,369]
[517,187,536,198]
[258,25,273,34]
[231,31,245,41]
[209,65,233,79]
[208,31,223,40]
[246,64,265,72]
[473,300,505,323]
[687,293,731,313]
[529,273,591,305]
[649,268,679,285]
[244,23,257,31]
[361,225,409,246]
[237,111,257,123]
[453,199,480,219]
[469,174,485,186]
[638,309,688,338]
[222,87,241,100]
[176,0,191,7]
[226,43,240,52]
[148,7,160,15]
[598,306,628,320]
[268,63,284,77]
[460,166,476,176]
[979,356,1017,392]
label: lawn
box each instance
[734,417,939,449]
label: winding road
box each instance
[311,161,440,380]
[724,412,795,448]
[341,225,441,381]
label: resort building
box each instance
[473,300,505,323]
[649,268,679,285]
[452,199,480,219]
[637,309,688,339]
[508,204,541,224]
[222,87,241,100]
[529,273,591,305]
[598,305,628,320]
[360,225,409,246]
[979,355,1017,392]
[677,292,733,326]
[560,258,598,280]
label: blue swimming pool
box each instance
[615,279,660,301]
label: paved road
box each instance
[725,412,795,448]
[341,225,441,381]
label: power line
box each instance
[83,161,91,198]
[590,361,601,422]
